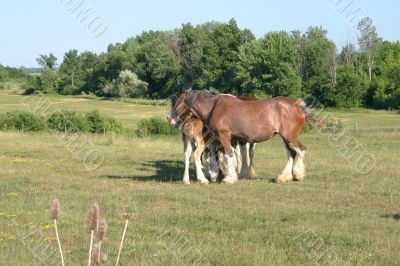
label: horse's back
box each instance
[209,95,305,142]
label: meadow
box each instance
[0,88,400,265]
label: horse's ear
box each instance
[187,86,192,91]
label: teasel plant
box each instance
[91,243,107,265]
[92,219,108,265]
[50,199,65,266]
[115,213,131,266]
[88,203,100,266]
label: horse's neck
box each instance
[192,95,218,122]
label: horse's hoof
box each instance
[249,169,257,179]
[183,180,191,185]
[293,175,304,181]
[221,178,237,184]
[199,180,209,185]
[277,172,293,183]
[276,175,288,184]
[292,170,305,181]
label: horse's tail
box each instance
[295,99,325,129]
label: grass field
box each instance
[0,89,400,265]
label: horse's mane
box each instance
[185,90,219,107]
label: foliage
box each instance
[136,117,178,137]
[0,110,46,131]
[0,65,29,85]
[58,49,84,94]
[334,66,368,108]
[37,69,59,94]
[84,110,125,134]
[235,32,301,98]
[102,70,148,98]
[3,17,400,109]
[357,17,380,82]
[0,110,125,134]
[47,110,91,132]
[36,53,58,70]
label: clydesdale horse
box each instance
[169,90,318,184]
[168,93,257,184]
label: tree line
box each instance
[11,18,400,109]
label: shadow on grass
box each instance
[105,160,188,182]
[381,213,400,221]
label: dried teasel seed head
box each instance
[50,199,61,220]
[97,219,107,241]
[123,213,130,220]
[88,203,100,231]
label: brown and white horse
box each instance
[168,93,257,184]
[170,90,318,184]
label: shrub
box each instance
[102,70,148,98]
[0,110,126,135]
[85,110,125,134]
[136,117,178,137]
[0,110,46,131]
[38,69,59,94]
[22,75,41,95]
[47,111,90,132]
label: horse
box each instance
[168,92,257,184]
[169,90,319,184]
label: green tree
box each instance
[134,31,181,98]
[199,19,254,92]
[80,51,99,93]
[334,65,367,107]
[366,41,400,108]
[357,17,380,82]
[58,49,84,94]
[296,26,338,106]
[102,69,148,98]
[179,23,206,87]
[235,31,301,98]
[36,53,58,70]
[38,69,59,93]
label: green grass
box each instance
[0,88,400,265]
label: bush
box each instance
[136,117,178,137]
[85,110,125,134]
[0,110,46,131]
[334,66,368,108]
[102,70,148,98]
[47,111,90,132]
[0,110,126,135]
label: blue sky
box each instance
[0,0,399,67]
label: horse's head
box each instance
[167,89,218,126]
[167,89,192,127]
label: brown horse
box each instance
[168,93,257,184]
[170,90,317,184]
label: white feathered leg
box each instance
[182,135,192,184]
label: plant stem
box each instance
[88,230,94,266]
[115,219,129,266]
[98,240,102,265]
[54,219,65,266]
